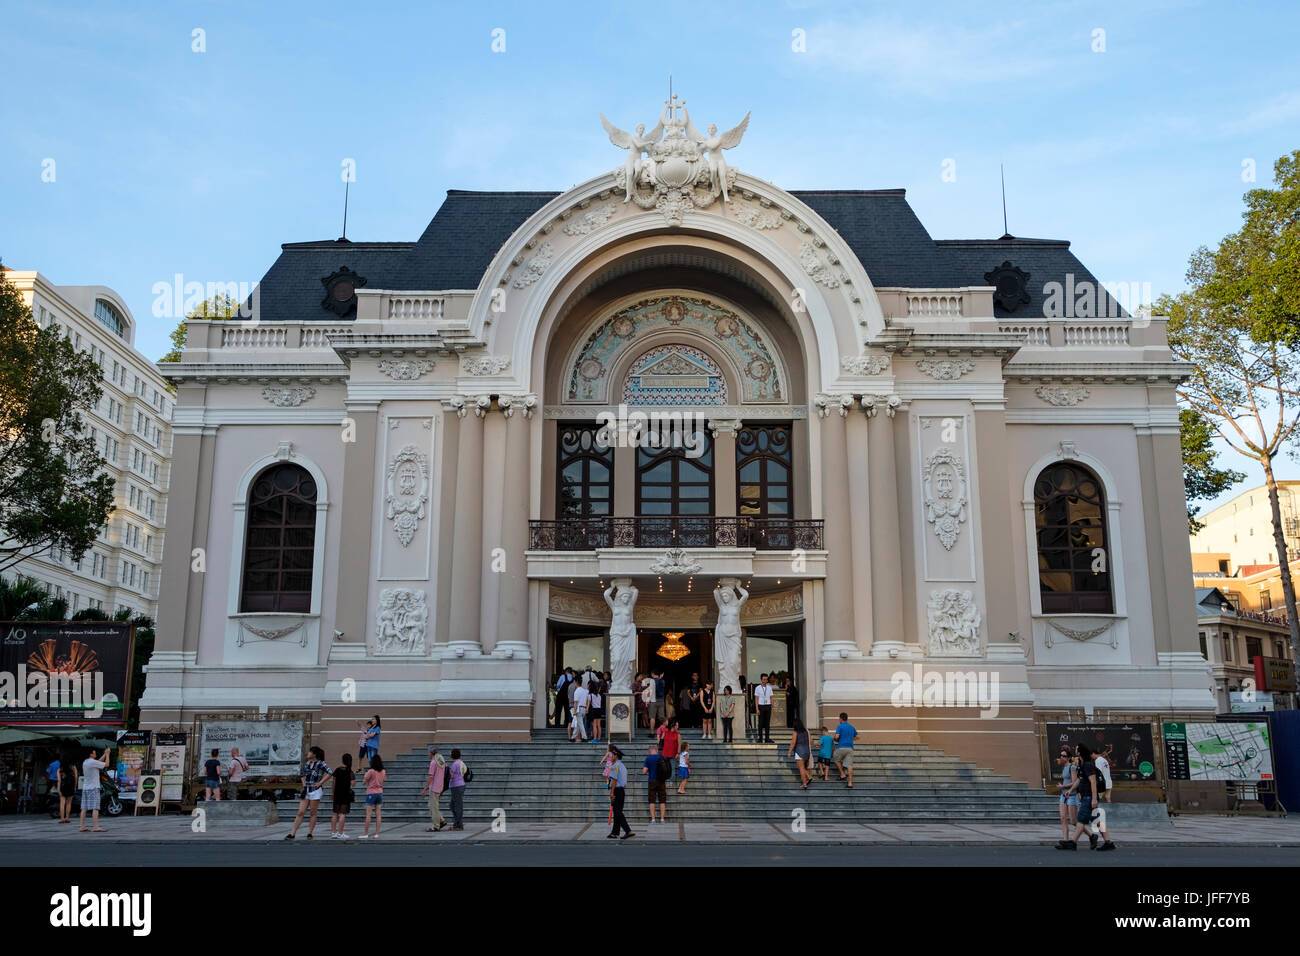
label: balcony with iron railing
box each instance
[528,516,823,551]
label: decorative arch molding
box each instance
[563,290,787,405]
[226,445,332,620]
[464,172,884,396]
[1020,446,1128,621]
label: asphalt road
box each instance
[7,840,1297,866]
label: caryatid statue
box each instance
[713,579,748,697]
[600,114,663,202]
[604,580,639,693]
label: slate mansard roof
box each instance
[252,188,1120,322]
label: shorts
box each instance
[60,781,76,798]
[1060,793,1079,807]
[833,748,855,768]
[647,779,668,803]
[305,787,324,802]
[81,787,101,811]
[649,701,666,721]
[333,801,351,815]
[365,793,383,806]
[677,766,690,779]
[1079,797,1095,825]
[205,778,220,790]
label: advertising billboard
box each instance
[1044,722,1158,781]
[0,621,134,724]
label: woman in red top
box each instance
[660,718,681,761]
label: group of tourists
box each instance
[46,745,113,832]
[554,666,611,743]
[786,713,858,789]
[1054,742,1118,851]
[283,713,472,841]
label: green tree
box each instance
[0,575,65,620]
[158,292,242,363]
[1180,408,1245,533]
[1159,150,1300,659]
[0,273,116,575]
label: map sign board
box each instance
[1162,720,1274,781]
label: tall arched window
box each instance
[240,464,317,612]
[1034,462,1114,614]
[736,424,792,517]
[556,423,614,518]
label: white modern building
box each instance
[1190,481,1300,570]
[3,268,173,621]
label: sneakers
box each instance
[338,833,349,840]
[1054,840,1076,850]
[1088,833,1098,849]
[621,831,636,839]
[1097,841,1117,852]
[359,834,369,839]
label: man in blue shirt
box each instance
[607,748,634,839]
[832,712,858,788]
[45,758,61,795]
[641,742,668,825]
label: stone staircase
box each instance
[371,727,1059,825]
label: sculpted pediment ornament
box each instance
[841,354,890,376]
[377,358,434,381]
[463,356,512,376]
[923,448,968,551]
[927,589,982,656]
[916,358,974,380]
[375,587,427,655]
[649,548,703,575]
[1035,385,1090,406]
[261,385,315,407]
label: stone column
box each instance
[479,398,507,650]
[613,442,635,518]
[335,403,379,645]
[845,403,873,653]
[867,394,906,655]
[496,394,536,650]
[815,394,855,649]
[154,425,205,654]
[447,395,488,651]
[974,407,1020,650]
[711,419,740,520]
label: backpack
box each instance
[461,763,473,784]
[656,755,672,780]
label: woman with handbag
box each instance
[447,749,470,830]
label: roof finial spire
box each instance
[999,162,1012,240]
[341,179,350,241]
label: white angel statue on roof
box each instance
[600,114,664,202]
[685,110,750,203]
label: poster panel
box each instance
[0,621,134,724]
[114,730,151,800]
[1044,722,1158,781]
[197,720,304,778]
[154,732,187,802]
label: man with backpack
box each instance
[554,668,574,729]
[641,741,670,825]
[1060,744,1116,851]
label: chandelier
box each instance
[656,632,690,662]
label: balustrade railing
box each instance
[528,516,823,551]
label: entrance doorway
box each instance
[639,630,713,726]
[744,623,804,729]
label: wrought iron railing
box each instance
[528,516,823,551]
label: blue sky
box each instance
[3,0,1298,496]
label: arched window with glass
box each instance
[556,423,614,518]
[1033,462,1114,614]
[736,424,792,517]
[240,464,317,613]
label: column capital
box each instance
[500,393,539,418]
[445,394,493,418]
[709,417,742,437]
[862,393,903,418]
[813,393,853,418]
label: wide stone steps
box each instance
[363,729,1058,823]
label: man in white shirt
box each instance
[1094,750,1114,803]
[80,747,111,832]
[571,682,590,742]
[753,674,775,743]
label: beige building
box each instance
[4,269,173,621]
[1190,481,1300,570]
[138,101,1215,783]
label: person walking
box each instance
[45,756,60,800]
[567,675,581,740]
[447,749,469,830]
[785,678,800,729]
[1063,744,1117,851]
[832,712,857,788]
[787,717,812,788]
[678,683,694,730]
[816,726,834,781]
[571,679,590,743]
[589,680,604,743]
[330,752,354,840]
[754,674,775,743]
[700,681,715,739]
[1094,748,1114,804]
[56,753,78,824]
[227,747,248,802]
[648,670,667,734]
[79,746,111,832]
[420,746,448,832]
[660,718,681,766]
[635,672,649,729]
[606,747,634,839]
[641,742,668,825]
[1054,746,1079,848]
[675,741,691,795]
[203,748,222,802]
[719,686,736,743]
[360,754,386,839]
[285,746,332,840]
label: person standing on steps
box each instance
[700,681,715,739]
[719,686,736,743]
[330,752,354,840]
[816,726,834,781]
[607,747,634,839]
[832,713,857,788]
[566,672,581,740]
[447,749,469,830]
[635,672,650,729]
[555,668,574,729]
[571,678,590,743]
[590,680,604,743]
[787,717,812,788]
[641,741,668,825]
[660,718,681,767]
[285,746,332,840]
[421,745,448,832]
[675,741,691,795]
[649,669,667,735]
[678,683,694,730]
[754,674,774,743]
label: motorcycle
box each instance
[46,775,124,818]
